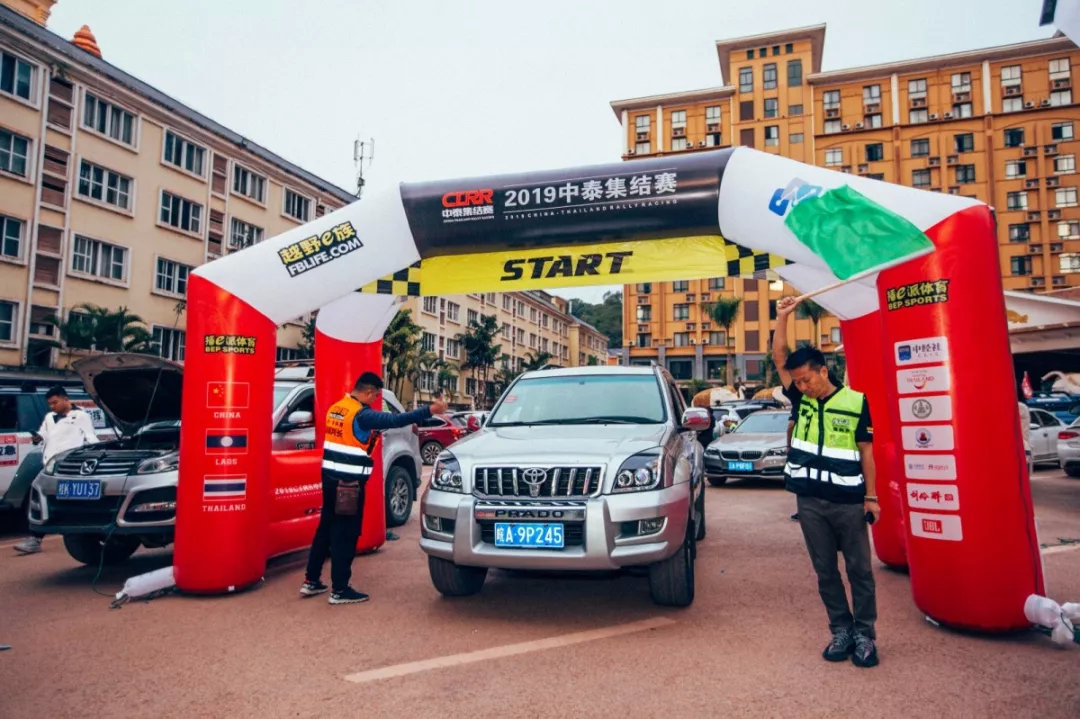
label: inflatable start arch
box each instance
[176,147,1044,631]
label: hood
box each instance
[708,432,787,452]
[72,353,184,437]
[448,424,668,464]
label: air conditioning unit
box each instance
[698,140,706,147]
[943,112,954,119]
[855,121,864,129]
[1053,78,1071,89]
[929,113,939,120]
[1024,101,1035,108]
[690,338,697,344]
[673,127,686,137]
[627,149,636,155]
[1004,85,1022,96]
[636,132,649,141]
[1041,99,1051,106]
[701,336,709,344]
[841,123,851,131]
[929,156,941,166]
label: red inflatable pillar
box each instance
[877,205,1044,630]
[175,275,277,593]
[841,312,907,569]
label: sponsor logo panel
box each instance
[906,482,960,511]
[896,367,951,395]
[909,511,963,541]
[901,424,956,451]
[894,336,949,366]
[899,394,953,423]
[903,454,957,480]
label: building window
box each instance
[77,160,132,210]
[952,102,973,118]
[636,304,651,321]
[467,309,478,325]
[1058,221,1079,239]
[708,277,725,290]
[824,148,843,166]
[465,378,477,397]
[673,304,690,320]
[787,59,802,86]
[0,128,30,177]
[909,78,927,99]
[1055,155,1076,174]
[1002,97,1023,113]
[636,333,651,347]
[446,302,460,322]
[634,141,650,155]
[764,98,778,118]
[0,300,14,342]
[154,257,191,296]
[1053,122,1075,141]
[907,138,930,157]
[229,217,264,250]
[672,332,690,347]
[739,67,753,93]
[670,110,686,132]
[863,84,881,104]
[789,133,804,144]
[152,326,185,361]
[163,130,206,176]
[823,90,840,110]
[1050,58,1071,80]
[1061,253,1080,273]
[1056,187,1078,207]
[912,169,931,188]
[422,296,437,314]
[672,280,689,291]
[634,115,650,134]
[1010,256,1032,276]
[421,332,435,353]
[1007,191,1028,210]
[232,165,266,203]
[283,188,311,222]
[159,191,203,235]
[830,328,842,344]
[864,113,882,128]
[954,133,975,153]
[1004,128,1025,147]
[1009,223,1030,242]
[1001,65,1022,87]
[951,72,972,92]
[764,125,779,146]
[636,282,652,293]
[83,93,135,146]
[670,137,688,151]
[1004,160,1027,179]
[739,101,754,122]
[789,104,803,116]
[785,43,793,53]
[955,165,976,184]
[763,63,777,90]
[1050,89,1072,106]
[909,109,929,124]
[824,119,841,134]
[446,338,461,359]
[1,50,35,102]
[0,214,23,260]
[865,143,884,162]
[746,49,754,60]
[71,235,127,282]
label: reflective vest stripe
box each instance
[821,445,861,462]
[323,440,371,458]
[785,464,864,487]
[322,395,375,478]
[784,386,866,495]
[322,460,373,476]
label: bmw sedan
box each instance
[704,410,791,486]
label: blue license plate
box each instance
[56,479,102,500]
[494,523,565,549]
[727,461,754,472]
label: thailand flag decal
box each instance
[203,475,247,501]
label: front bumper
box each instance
[419,483,691,571]
[28,472,177,536]
[703,451,787,479]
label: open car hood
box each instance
[72,353,184,437]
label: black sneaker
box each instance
[851,633,879,668]
[299,579,328,597]
[822,628,855,661]
[329,587,370,605]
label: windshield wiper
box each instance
[573,416,655,424]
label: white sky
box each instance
[47,0,1052,303]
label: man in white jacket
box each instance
[13,386,98,555]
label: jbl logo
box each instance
[921,518,943,534]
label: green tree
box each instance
[707,296,742,383]
[685,378,710,402]
[567,291,622,348]
[491,360,519,400]
[459,314,501,409]
[46,304,152,356]
[297,315,316,358]
[797,299,829,347]
[522,350,552,371]
[382,309,425,399]
[437,361,459,404]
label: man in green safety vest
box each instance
[774,296,880,669]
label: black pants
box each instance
[305,478,366,591]
[796,495,877,638]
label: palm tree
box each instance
[707,296,742,384]
[797,299,828,347]
[382,309,425,399]
[437,361,459,404]
[459,314,501,409]
[45,304,152,357]
[521,350,552,371]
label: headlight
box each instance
[431,453,464,493]
[612,450,662,493]
[44,457,59,475]
[136,453,179,475]
[765,447,788,457]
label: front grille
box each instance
[54,450,160,477]
[122,486,177,523]
[44,495,123,526]
[473,466,603,498]
[741,451,763,461]
[479,521,585,547]
[720,450,763,461]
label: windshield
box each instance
[273,384,294,411]
[734,412,790,434]
[488,374,666,426]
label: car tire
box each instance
[428,556,487,596]
[707,475,728,487]
[421,441,443,466]
[694,485,707,541]
[384,465,413,527]
[1066,464,1080,478]
[648,524,695,607]
[63,533,139,566]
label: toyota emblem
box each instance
[520,467,547,498]
[79,459,99,476]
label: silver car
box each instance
[704,410,791,486]
[419,365,709,607]
[29,354,421,565]
[1028,407,1066,468]
[1056,417,1080,477]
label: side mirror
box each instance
[467,415,481,432]
[286,410,314,429]
[681,407,711,432]
[1029,422,1039,430]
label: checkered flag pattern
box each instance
[356,261,423,296]
[721,238,789,279]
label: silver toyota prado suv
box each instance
[419,365,710,606]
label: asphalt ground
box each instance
[1,467,1078,718]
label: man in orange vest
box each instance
[302,372,446,604]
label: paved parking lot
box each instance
[1,467,1078,718]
